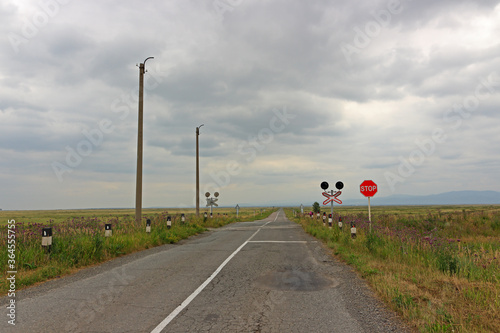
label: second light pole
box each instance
[135,56,154,223]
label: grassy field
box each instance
[0,207,276,295]
[0,207,272,226]
[286,205,500,333]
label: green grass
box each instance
[1,207,276,294]
[286,205,500,333]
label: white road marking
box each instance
[248,241,308,243]
[150,210,280,333]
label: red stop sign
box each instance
[360,180,377,197]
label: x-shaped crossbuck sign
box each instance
[322,191,342,205]
[206,198,219,207]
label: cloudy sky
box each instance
[1,0,499,210]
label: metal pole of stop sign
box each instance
[360,180,377,233]
[368,196,372,233]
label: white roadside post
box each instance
[167,216,172,229]
[181,214,186,224]
[42,227,52,252]
[105,224,112,237]
[146,219,151,233]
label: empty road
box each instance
[2,209,411,332]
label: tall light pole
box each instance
[196,124,204,217]
[135,56,154,223]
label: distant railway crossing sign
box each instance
[206,198,218,207]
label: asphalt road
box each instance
[1,209,412,332]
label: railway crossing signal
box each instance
[320,181,344,226]
[206,192,220,215]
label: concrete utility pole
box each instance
[196,124,204,217]
[135,56,154,223]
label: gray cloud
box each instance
[1,0,499,209]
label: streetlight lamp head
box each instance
[142,57,154,73]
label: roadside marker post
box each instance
[351,221,357,239]
[105,224,112,237]
[167,216,172,229]
[328,214,333,228]
[236,204,240,218]
[338,216,343,230]
[181,214,185,224]
[360,180,377,233]
[323,212,326,226]
[146,219,151,233]
[42,227,52,252]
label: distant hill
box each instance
[345,190,500,206]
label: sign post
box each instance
[360,180,377,233]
